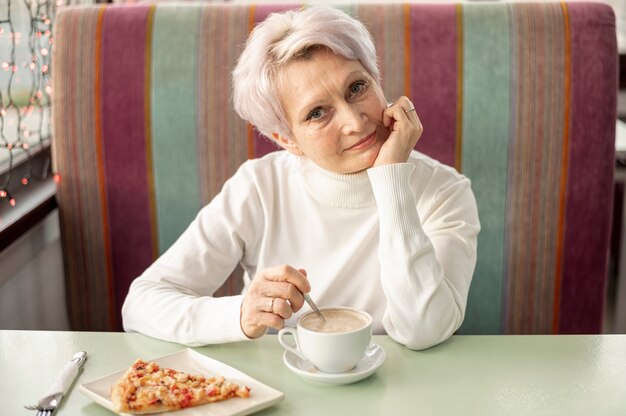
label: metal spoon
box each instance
[303,293,326,322]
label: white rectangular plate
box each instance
[79,348,284,415]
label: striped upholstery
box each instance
[52,2,617,334]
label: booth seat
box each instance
[52,2,617,334]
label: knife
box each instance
[36,351,87,411]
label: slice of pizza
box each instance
[111,359,251,414]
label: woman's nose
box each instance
[340,104,366,135]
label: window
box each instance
[0,0,95,249]
[0,0,55,204]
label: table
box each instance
[2,331,626,415]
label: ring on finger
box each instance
[268,297,275,312]
[404,107,416,114]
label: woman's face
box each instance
[274,48,389,174]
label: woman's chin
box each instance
[346,142,383,174]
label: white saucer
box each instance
[282,343,386,385]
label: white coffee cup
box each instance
[278,306,372,373]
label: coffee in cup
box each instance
[278,307,372,373]
[300,308,369,333]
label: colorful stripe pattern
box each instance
[52,3,616,333]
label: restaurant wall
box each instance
[0,210,70,330]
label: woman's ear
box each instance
[272,132,303,156]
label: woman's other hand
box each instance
[375,96,423,167]
[240,265,310,339]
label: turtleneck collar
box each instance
[295,156,375,208]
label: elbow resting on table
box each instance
[390,305,464,351]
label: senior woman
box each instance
[122,6,480,351]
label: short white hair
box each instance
[232,6,380,140]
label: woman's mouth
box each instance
[346,131,377,151]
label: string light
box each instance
[0,189,16,208]
[0,0,66,208]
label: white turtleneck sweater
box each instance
[122,150,480,350]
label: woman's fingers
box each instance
[240,265,309,338]
[269,297,293,319]
[263,264,310,293]
[260,265,308,311]
[385,97,419,126]
[375,96,423,166]
[265,281,306,312]
[383,103,394,128]
[254,311,286,331]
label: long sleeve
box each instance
[122,150,479,348]
[367,161,480,350]
[122,167,263,346]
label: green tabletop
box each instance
[2,331,626,415]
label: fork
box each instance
[24,409,54,416]
[24,401,56,415]
[24,393,60,414]
[24,351,86,415]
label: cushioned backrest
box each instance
[52,2,616,333]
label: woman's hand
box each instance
[374,96,423,167]
[240,265,310,339]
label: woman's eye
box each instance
[307,107,325,121]
[349,81,367,96]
